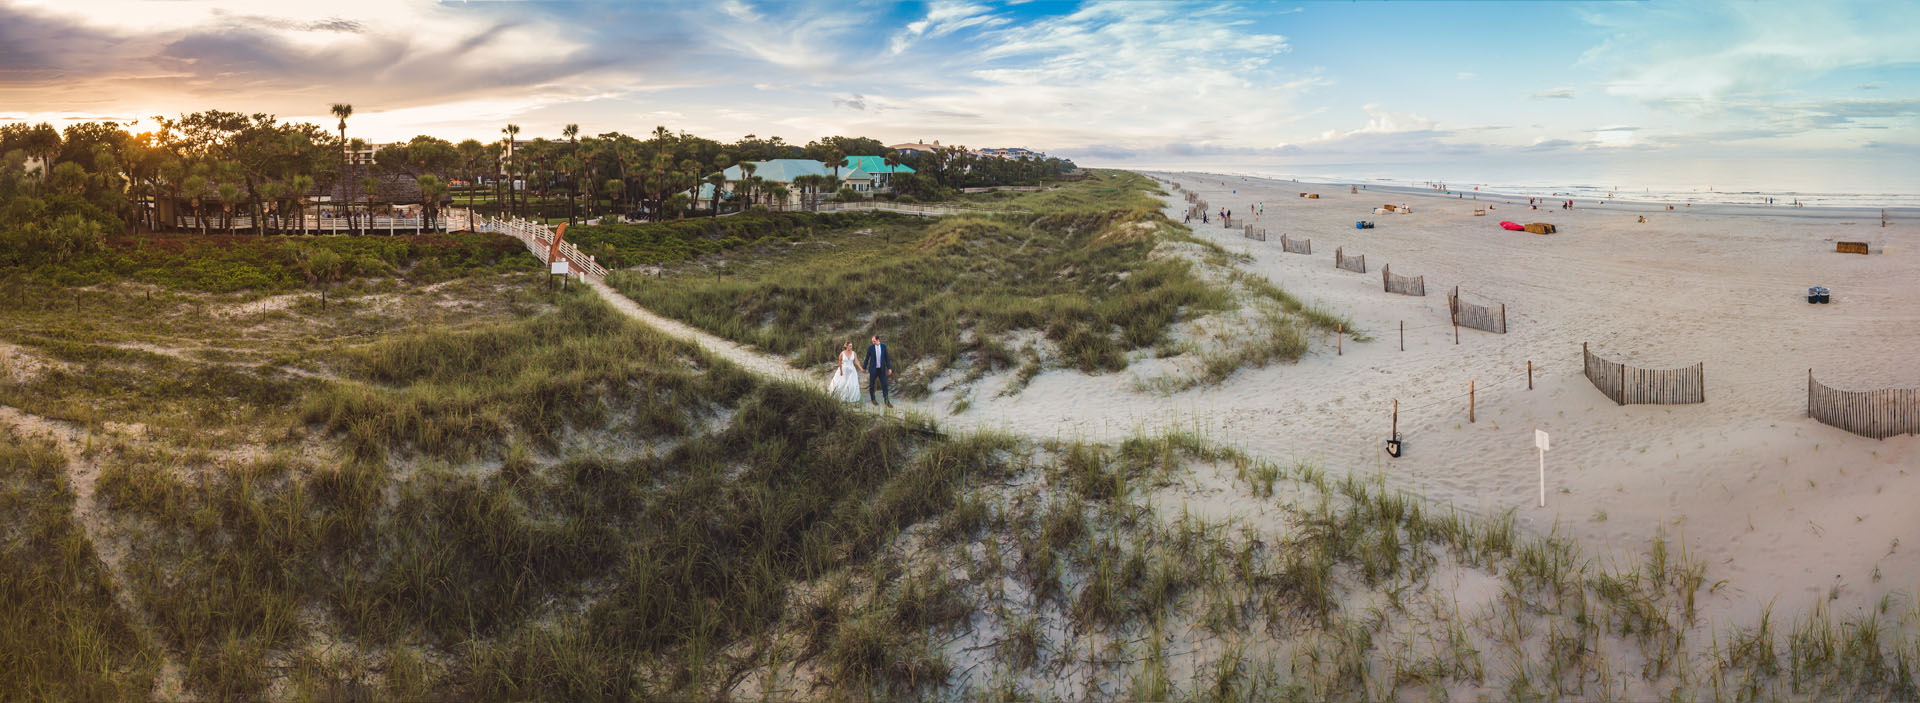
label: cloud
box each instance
[1531,88,1576,100]
[0,1,648,127]
[890,1,1007,55]
[1524,138,1586,151]
[1591,125,1640,132]
[1456,72,1476,80]
[832,95,867,111]
[1580,3,1920,122]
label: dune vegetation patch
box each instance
[609,171,1266,399]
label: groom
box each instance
[864,334,893,408]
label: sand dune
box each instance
[945,171,1920,628]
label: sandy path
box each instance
[585,277,942,418]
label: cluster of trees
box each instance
[895,145,1078,193]
[1,109,1079,238]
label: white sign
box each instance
[551,261,570,275]
[1534,429,1549,508]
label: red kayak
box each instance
[1500,221,1524,231]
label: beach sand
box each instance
[940,170,1920,628]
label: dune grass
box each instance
[610,171,1245,397]
[6,213,1917,700]
[0,430,160,701]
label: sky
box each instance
[2,0,1916,192]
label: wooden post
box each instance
[1500,304,1507,334]
[1451,286,1460,344]
[1528,360,1534,390]
[1337,324,1343,356]
[1808,368,1813,418]
[1393,399,1398,437]
[1469,381,1476,423]
[1400,321,1405,351]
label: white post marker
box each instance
[1534,429,1550,507]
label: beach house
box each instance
[714,156,920,208]
[888,140,941,156]
[839,155,916,191]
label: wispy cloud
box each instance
[1531,88,1576,100]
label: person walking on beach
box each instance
[827,341,863,403]
[865,334,893,408]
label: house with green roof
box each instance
[710,156,920,210]
[839,155,915,190]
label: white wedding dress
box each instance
[827,351,863,402]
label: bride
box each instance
[827,341,864,402]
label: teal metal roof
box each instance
[842,155,914,174]
[720,159,832,183]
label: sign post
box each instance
[1534,429,1550,507]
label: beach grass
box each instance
[608,170,1351,398]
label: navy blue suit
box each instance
[864,343,892,404]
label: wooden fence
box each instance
[1281,234,1311,255]
[1448,287,1507,334]
[1582,342,1704,405]
[1382,264,1425,296]
[1335,247,1366,273]
[1243,225,1267,241]
[1807,372,1920,439]
[174,215,449,234]
[815,202,1013,217]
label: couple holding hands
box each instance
[827,334,894,407]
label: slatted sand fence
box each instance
[1281,234,1311,255]
[1382,264,1425,296]
[1581,342,1705,405]
[1807,372,1920,439]
[1335,247,1367,273]
[1447,286,1507,333]
[1243,225,1267,241]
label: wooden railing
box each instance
[173,215,449,234]
[1807,372,1920,439]
[814,202,1014,217]
[468,212,608,279]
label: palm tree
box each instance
[417,175,447,233]
[158,160,184,232]
[217,183,240,233]
[562,124,580,224]
[361,175,383,234]
[768,183,790,212]
[256,182,287,235]
[455,139,485,210]
[330,104,354,233]
[183,174,208,235]
[604,177,624,218]
[704,173,726,217]
[501,124,520,217]
[290,175,315,233]
[824,146,845,179]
